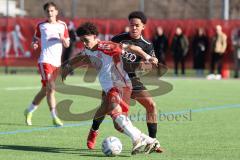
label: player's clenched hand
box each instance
[59,33,70,48]
[149,57,158,66]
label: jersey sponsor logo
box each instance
[122,51,136,62]
[120,41,137,62]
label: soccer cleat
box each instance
[53,117,63,127]
[87,129,99,149]
[144,139,159,154]
[24,109,32,126]
[155,140,164,153]
[131,138,147,155]
[155,146,164,153]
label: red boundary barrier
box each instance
[0,18,240,68]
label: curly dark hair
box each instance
[76,22,99,37]
[128,11,147,24]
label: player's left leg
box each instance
[132,89,163,153]
[87,87,116,149]
[87,96,107,149]
[132,90,157,137]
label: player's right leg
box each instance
[28,63,63,127]
[87,115,105,149]
[25,86,46,126]
[24,63,49,126]
[87,92,108,149]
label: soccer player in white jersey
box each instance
[24,2,70,126]
[69,22,160,154]
[87,11,164,153]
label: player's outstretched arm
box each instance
[123,44,158,65]
[61,52,91,80]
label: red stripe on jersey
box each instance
[64,25,69,38]
[35,21,47,39]
[35,24,41,38]
[58,20,69,39]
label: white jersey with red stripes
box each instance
[82,41,132,93]
[34,20,69,67]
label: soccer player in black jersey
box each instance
[87,11,163,153]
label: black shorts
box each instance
[131,77,147,91]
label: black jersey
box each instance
[111,32,155,79]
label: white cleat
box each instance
[144,139,159,154]
[131,138,147,155]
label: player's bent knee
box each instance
[145,100,157,112]
[110,112,124,133]
[46,88,55,95]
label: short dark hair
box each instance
[43,2,58,11]
[76,22,99,37]
[128,11,147,24]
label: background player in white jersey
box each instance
[66,22,159,154]
[24,2,70,126]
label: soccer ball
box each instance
[102,136,122,156]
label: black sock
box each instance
[91,116,105,131]
[147,123,157,138]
